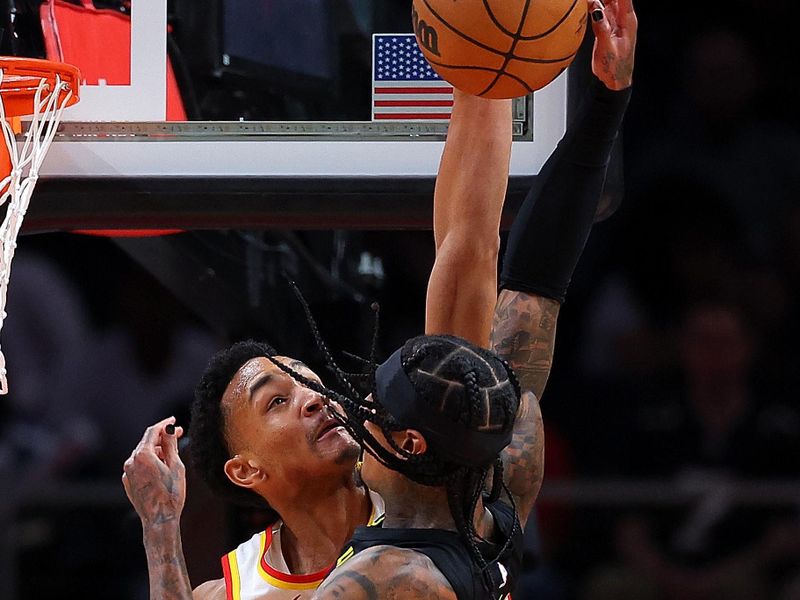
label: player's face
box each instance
[221,356,361,490]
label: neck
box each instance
[264,469,372,574]
[379,475,488,536]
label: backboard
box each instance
[9,0,577,231]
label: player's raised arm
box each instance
[425,90,513,348]
[122,418,225,600]
[492,0,637,525]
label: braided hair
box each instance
[375,335,523,594]
[270,284,523,596]
[241,282,523,595]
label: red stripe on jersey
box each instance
[221,554,234,600]
[260,528,332,585]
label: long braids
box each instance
[279,281,520,597]
[285,278,364,402]
[337,301,381,394]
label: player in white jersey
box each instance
[122,86,514,600]
[221,490,384,600]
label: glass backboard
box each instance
[5,0,578,231]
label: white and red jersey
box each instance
[221,490,385,600]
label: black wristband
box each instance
[500,78,631,303]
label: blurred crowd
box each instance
[0,1,799,599]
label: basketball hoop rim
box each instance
[0,57,81,117]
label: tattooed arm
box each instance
[490,292,560,525]
[123,417,223,600]
[313,547,457,600]
[488,0,637,526]
[140,521,225,600]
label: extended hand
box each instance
[122,417,187,529]
[589,0,638,90]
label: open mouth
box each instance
[316,419,344,441]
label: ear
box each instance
[398,429,427,456]
[224,455,267,490]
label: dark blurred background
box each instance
[0,1,799,599]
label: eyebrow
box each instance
[247,373,274,402]
[246,360,318,403]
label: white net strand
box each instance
[0,68,74,394]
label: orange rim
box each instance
[0,57,80,117]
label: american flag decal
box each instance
[372,34,454,122]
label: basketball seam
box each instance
[517,0,583,41]
[479,0,519,41]
[478,0,533,96]
[412,53,578,92]
[420,0,509,58]
[507,50,580,65]
[423,59,535,96]
[419,0,584,97]
[479,0,583,41]
[499,71,536,95]
[424,60,504,74]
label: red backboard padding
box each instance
[40,0,186,120]
[40,0,186,236]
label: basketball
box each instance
[412,0,588,98]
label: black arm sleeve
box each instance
[499,78,632,302]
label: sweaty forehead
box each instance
[224,356,318,401]
[273,356,320,382]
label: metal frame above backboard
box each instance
[26,0,568,179]
[17,0,576,231]
[38,73,566,179]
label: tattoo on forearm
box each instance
[602,50,614,75]
[490,291,559,516]
[316,550,456,600]
[499,392,544,508]
[599,48,633,88]
[323,570,379,600]
[491,291,559,398]
[614,56,633,86]
[144,532,194,599]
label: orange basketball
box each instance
[412,0,588,98]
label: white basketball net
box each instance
[0,69,74,394]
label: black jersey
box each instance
[337,500,522,600]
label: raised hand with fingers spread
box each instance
[590,0,638,90]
